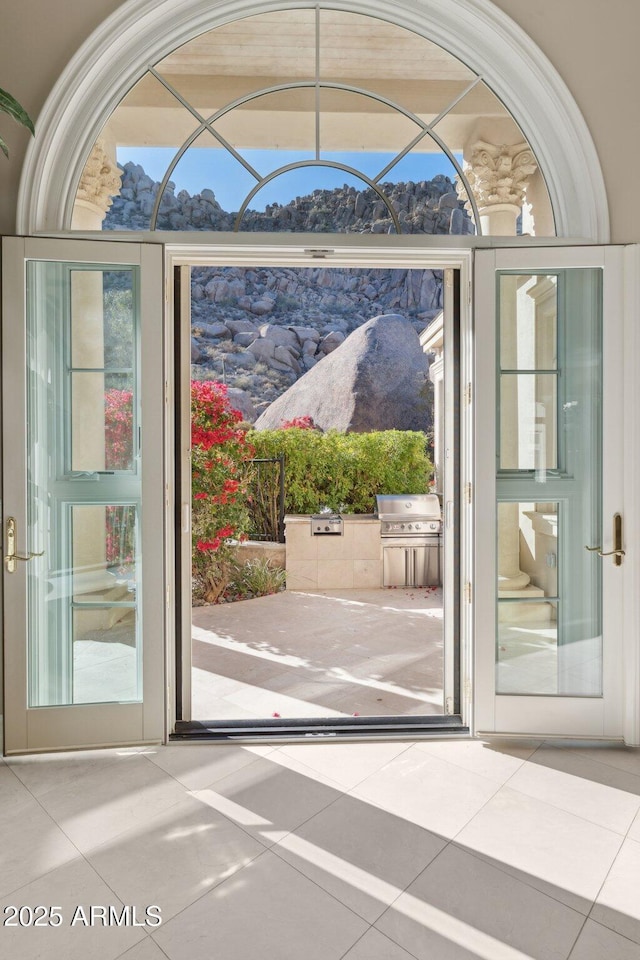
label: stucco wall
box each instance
[489,0,638,244]
[0,0,123,233]
[0,0,638,241]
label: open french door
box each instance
[474,245,637,740]
[2,238,165,753]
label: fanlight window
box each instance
[73,8,554,237]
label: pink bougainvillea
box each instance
[105,388,134,470]
[190,380,255,602]
[280,415,317,430]
[104,389,135,566]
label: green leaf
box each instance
[0,135,9,159]
[0,87,35,136]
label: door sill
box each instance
[171,715,469,742]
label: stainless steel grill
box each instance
[376,494,442,587]
[376,493,442,537]
[310,513,343,535]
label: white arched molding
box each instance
[17,0,609,240]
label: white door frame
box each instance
[164,240,474,733]
[473,244,640,744]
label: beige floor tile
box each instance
[0,857,146,960]
[116,940,170,960]
[376,844,584,960]
[189,753,341,844]
[0,795,80,899]
[222,681,345,718]
[350,745,501,838]
[87,795,266,923]
[272,793,446,922]
[456,786,624,914]
[341,928,422,960]
[35,753,187,853]
[275,740,411,790]
[153,849,368,960]
[190,587,444,722]
[0,761,37,804]
[142,742,265,790]
[191,638,294,685]
[550,742,640,778]
[190,673,262,721]
[591,838,640,944]
[629,807,640,843]
[413,737,540,785]
[328,681,442,717]
[569,920,640,959]
[6,747,143,800]
[507,747,640,834]
[256,749,348,790]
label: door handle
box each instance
[585,513,625,566]
[4,517,44,573]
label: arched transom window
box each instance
[73,7,555,237]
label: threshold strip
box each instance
[171,715,469,742]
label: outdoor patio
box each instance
[191,587,444,721]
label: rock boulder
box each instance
[253,314,431,433]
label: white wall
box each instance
[490,0,639,244]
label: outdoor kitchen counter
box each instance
[284,514,382,590]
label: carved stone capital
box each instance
[459,141,538,209]
[76,139,122,217]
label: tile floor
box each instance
[2,736,640,959]
[191,587,444,720]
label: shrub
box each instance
[228,557,286,600]
[191,381,255,602]
[247,428,432,515]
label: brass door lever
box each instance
[4,517,44,573]
[585,513,625,567]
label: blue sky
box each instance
[117,147,462,212]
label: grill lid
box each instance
[375,493,441,521]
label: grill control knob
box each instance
[324,525,330,531]
[408,523,413,530]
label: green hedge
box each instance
[247,428,432,515]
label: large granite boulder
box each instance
[253,314,430,433]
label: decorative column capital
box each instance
[76,139,122,219]
[462,141,538,209]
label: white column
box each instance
[72,138,122,230]
[461,140,537,237]
[70,143,124,630]
[420,313,444,491]
[462,141,541,597]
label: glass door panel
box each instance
[27,261,142,708]
[496,270,602,698]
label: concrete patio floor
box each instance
[191,586,444,721]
